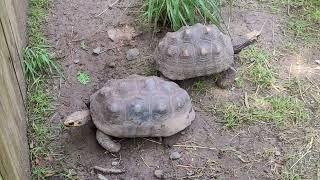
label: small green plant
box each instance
[192,80,206,93]
[240,46,275,88]
[77,71,90,85]
[142,0,222,31]
[220,95,308,128]
[144,67,159,76]
[32,167,54,180]
[80,40,88,50]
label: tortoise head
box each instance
[64,110,91,127]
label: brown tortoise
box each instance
[64,75,195,152]
[155,23,259,88]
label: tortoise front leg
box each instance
[216,67,236,89]
[96,130,121,153]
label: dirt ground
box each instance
[43,0,320,179]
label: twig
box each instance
[140,155,151,168]
[108,0,120,9]
[244,92,249,108]
[95,0,121,17]
[143,138,162,145]
[172,144,217,150]
[289,137,314,170]
[93,166,125,174]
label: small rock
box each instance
[170,152,181,160]
[111,161,119,166]
[187,171,194,176]
[154,170,164,179]
[180,131,186,135]
[107,25,136,42]
[93,47,101,55]
[74,59,80,64]
[315,60,320,65]
[126,48,139,61]
[97,174,109,180]
[109,62,116,68]
[275,151,281,156]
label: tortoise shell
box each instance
[90,75,195,138]
[155,23,234,80]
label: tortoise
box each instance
[64,75,195,152]
[155,23,259,88]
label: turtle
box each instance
[154,23,260,88]
[64,75,195,152]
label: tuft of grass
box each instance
[191,80,207,93]
[144,67,160,76]
[220,95,308,128]
[23,0,60,81]
[32,167,54,180]
[239,46,275,88]
[77,71,90,85]
[142,0,222,31]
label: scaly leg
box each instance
[96,130,121,153]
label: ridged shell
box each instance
[155,23,234,80]
[90,75,195,137]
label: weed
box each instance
[77,71,90,85]
[142,0,222,31]
[144,67,159,76]
[239,46,275,88]
[191,80,207,93]
[23,46,60,81]
[80,41,88,51]
[220,95,308,128]
[32,167,54,180]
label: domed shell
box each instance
[155,23,234,80]
[89,75,195,138]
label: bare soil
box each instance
[43,0,320,179]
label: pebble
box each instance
[111,161,119,166]
[109,62,116,68]
[170,152,181,160]
[126,48,140,61]
[315,60,320,65]
[93,47,101,55]
[187,171,194,176]
[154,169,164,179]
[275,150,281,156]
[74,59,80,64]
[97,174,109,180]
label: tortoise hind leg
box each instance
[96,130,121,153]
[216,67,236,89]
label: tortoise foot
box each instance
[216,67,236,89]
[96,130,121,153]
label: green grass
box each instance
[144,67,160,76]
[24,0,64,178]
[191,80,207,93]
[23,0,60,81]
[221,95,308,128]
[267,0,320,42]
[142,0,222,31]
[77,71,90,85]
[239,46,275,88]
